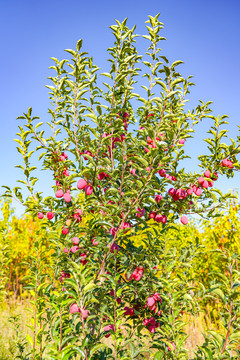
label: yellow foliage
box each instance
[0,199,52,297]
[131,197,240,289]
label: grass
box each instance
[0,297,32,360]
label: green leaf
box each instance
[89,343,108,358]
[134,156,149,167]
[26,333,33,346]
[230,331,240,341]
[153,351,164,360]
[101,72,113,79]
[208,287,225,301]
[208,330,223,348]
[171,60,184,68]
[65,49,76,57]
[76,39,83,52]
[202,347,213,360]
[83,282,96,293]
[161,339,175,351]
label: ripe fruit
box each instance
[158,169,166,177]
[201,180,209,189]
[81,309,89,320]
[47,212,54,220]
[37,212,44,219]
[153,293,162,302]
[136,207,145,218]
[194,187,202,196]
[80,253,87,265]
[161,215,167,224]
[181,216,188,225]
[104,324,115,338]
[56,189,64,198]
[91,238,99,245]
[131,168,137,176]
[155,214,163,223]
[168,188,175,196]
[110,242,119,253]
[147,136,153,144]
[146,296,157,311]
[131,266,144,281]
[149,211,156,219]
[70,246,79,253]
[221,158,233,168]
[70,303,80,314]
[208,180,214,187]
[63,193,71,202]
[73,209,82,223]
[204,170,211,178]
[75,208,83,216]
[124,307,135,316]
[98,172,109,180]
[77,179,87,189]
[72,237,80,245]
[149,325,156,333]
[155,194,163,203]
[175,189,187,200]
[85,185,93,195]
[62,227,69,235]
[62,152,68,159]
[63,169,69,176]
[198,177,205,185]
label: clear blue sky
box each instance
[1,0,240,216]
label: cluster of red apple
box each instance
[69,303,89,320]
[221,158,234,168]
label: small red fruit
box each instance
[181,216,188,225]
[70,246,79,253]
[77,179,87,190]
[47,212,54,220]
[155,194,163,203]
[161,215,167,224]
[85,185,93,195]
[91,238,99,245]
[72,237,80,245]
[204,170,211,178]
[208,180,214,187]
[168,188,175,196]
[201,180,209,189]
[212,172,218,181]
[198,177,205,184]
[70,303,80,314]
[194,187,202,196]
[149,211,156,219]
[62,227,69,235]
[56,189,64,198]
[158,169,166,177]
[63,193,71,202]
[187,187,193,195]
[155,214,163,223]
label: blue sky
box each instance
[1,0,240,216]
